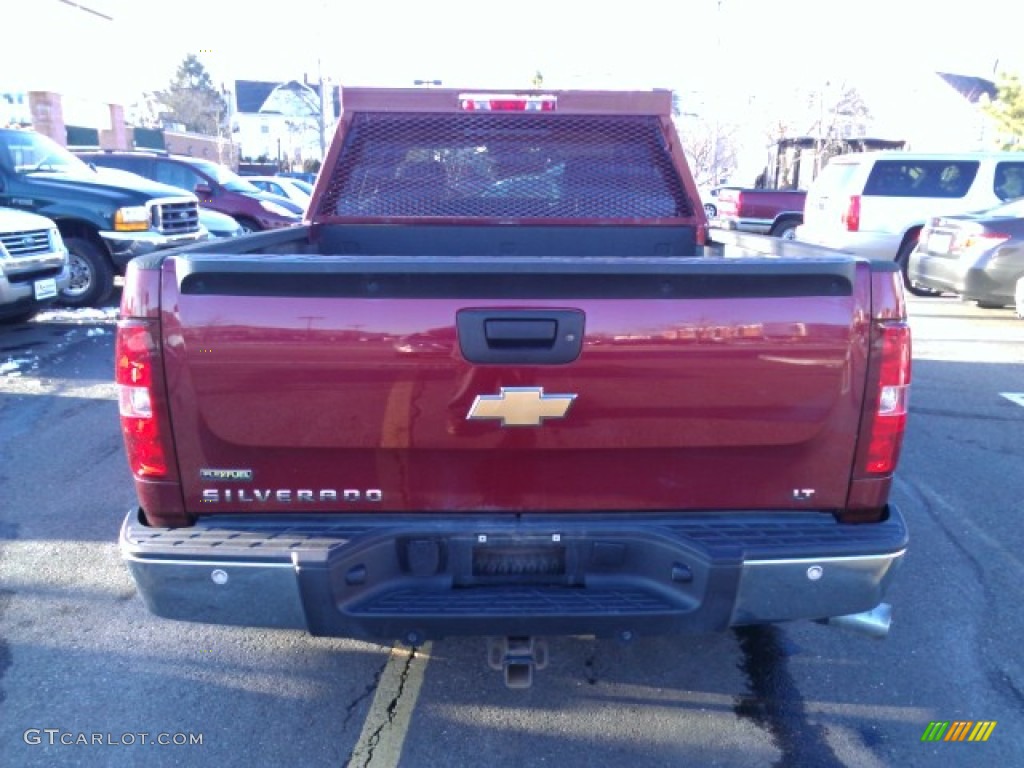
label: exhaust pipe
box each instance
[822,603,892,639]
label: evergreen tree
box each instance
[984,72,1024,150]
[156,54,228,136]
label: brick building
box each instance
[6,90,237,168]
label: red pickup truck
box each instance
[116,88,910,687]
[714,187,806,238]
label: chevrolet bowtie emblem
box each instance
[466,387,577,427]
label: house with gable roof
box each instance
[862,69,1001,152]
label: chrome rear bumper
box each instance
[121,507,907,641]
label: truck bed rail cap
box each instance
[339,87,674,116]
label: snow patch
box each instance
[32,306,120,324]
[1,356,38,376]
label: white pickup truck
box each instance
[0,207,70,323]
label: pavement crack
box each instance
[583,650,599,685]
[984,665,1024,710]
[901,479,992,584]
[344,646,419,768]
[0,590,13,705]
[898,477,1024,713]
[342,654,389,729]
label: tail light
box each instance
[956,231,1011,256]
[844,269,911,521]
[842,195,861,232]
[861,322,911,475]
[116,260,188,527]
[115,259,178,483]
[116,321,171,478]
[460,93,557,112]
[718,190,741,217]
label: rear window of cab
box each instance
[863,160,979,199]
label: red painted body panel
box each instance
[717,188,806,227]
[158,258,870,517]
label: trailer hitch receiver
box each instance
[487,636,549,689]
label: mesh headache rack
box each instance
[313,89,699,226]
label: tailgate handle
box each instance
[485,319,556,347]
[457,309,585,365]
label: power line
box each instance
[56,0,114,21]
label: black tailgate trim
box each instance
[178,259,854,300]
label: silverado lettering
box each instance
[201,489,383,503]
[116,87,910,689]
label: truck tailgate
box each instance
[160,254,868,516]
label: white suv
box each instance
[795,151,1024,295]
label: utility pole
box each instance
[220,83,234,168]
[711,0,723,185]
[317,59,328,162]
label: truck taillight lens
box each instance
[718,190,740,217]
[864,322,911,474]
[459,93,557,111]
[116,321,168,477]
[843,195,861,232]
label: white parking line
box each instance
[348,643,431,767]
[1000,393,1024,408]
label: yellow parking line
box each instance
[348,643,432,767]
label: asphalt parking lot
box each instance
[1,295,1022,767]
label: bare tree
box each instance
[671,91,738,187]
[749,83,875,188]
[678,120,738,187]
[808,83,872,171]
[125,92,167,129]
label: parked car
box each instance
[243,176,311,209]
[795,151,1024,295]
[278,170,317,185]
[1,129,203,307]
[1015,275,1024,318]
[93,166,243,239]
[287,178,314,197]
[908,197,1024,308]
[698,185,735,220]
[77,151,303,233]
[0,207,70,322]
[199,208,244,238]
